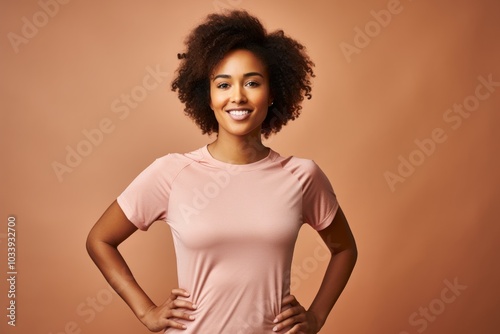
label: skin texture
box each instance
[86,49,357,333]
[170,10,315,138]
[86,201,197,331]
[208,49,273,164]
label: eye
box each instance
[216,82,230,89]
[246,81,260,87]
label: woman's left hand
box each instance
[272,295,320,333]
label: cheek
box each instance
[255,91,271,107]
[210,90,226,110]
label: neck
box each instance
[208,131,269,164]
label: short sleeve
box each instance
[117,157,173,231]
[301,160,339,231]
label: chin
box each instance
[220,125,262,138]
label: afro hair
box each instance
[171,10,315,138]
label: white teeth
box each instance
[228,110,250,116]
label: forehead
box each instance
[211,49,267,76]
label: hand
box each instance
[273,295,319,334]
[140,288,197,332]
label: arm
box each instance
[274,206,358,333]
[308,206,358,329]
[86,200,196,331]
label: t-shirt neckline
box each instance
[200,144,278,171]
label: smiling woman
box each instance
[171,10,315,139]
[86,9,357,334]
[209,49,272,160]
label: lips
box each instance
[226,109,251,121]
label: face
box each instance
[209,49,272,138]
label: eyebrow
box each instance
[212,72,264,81]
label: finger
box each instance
[284,323,305,334]
[273,307,306,331]
[168,309,196,322]
[162,318,189,330]
[274,314,306,331]
[165,289,191,304]
[281,294,298,306]
[172,299,198,310]
[275,306,300,322]
[171,288,191,298]
[274,305,305,323]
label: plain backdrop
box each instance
[1,0,499,333]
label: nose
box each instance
[231,85,247,104]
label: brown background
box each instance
[1,0,499,333]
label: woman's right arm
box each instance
[86,200,196,331]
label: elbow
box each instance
[85,230,95,258]
[351,246,358,267]
[349,239,358,267]
[330,241,358,270]
[85,228,101,260]
[336,240,358,269]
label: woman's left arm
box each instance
[273,206,358,333]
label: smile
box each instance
[226,109,252,121]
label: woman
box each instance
[86,10,357,333]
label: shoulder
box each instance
[142,147,203,179]
[274,152,334,193]
[278,154,322,179]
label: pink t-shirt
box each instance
[117,145,338,333]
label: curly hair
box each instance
[171,10,315,138]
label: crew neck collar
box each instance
[200,144,278,171]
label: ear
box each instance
[268,91,274,107]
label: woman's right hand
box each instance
[140,288,197,332]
